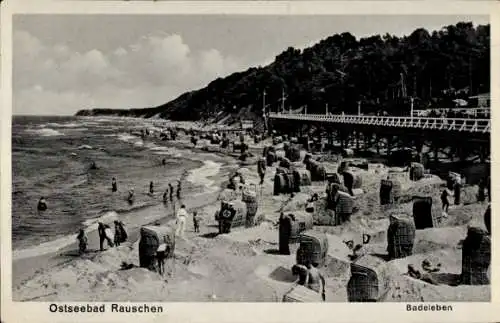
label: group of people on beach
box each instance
[76,220,128,255]
[109,175,182,205]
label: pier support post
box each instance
[433,144,439,166]
[479,145,487,163]
[386,136,392,157]
[376,134,380,155]
[355,131,360,151]
[415,139,424,163]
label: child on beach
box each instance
[193,211,200,233]
[77,229,88,255]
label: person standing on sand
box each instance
[77,229,88,255]
[169,183,174,201]
[175,205,188,239]
[257,157,266,185]
[176,181,182,200]
[441,188,451,216]
[193,211,200,233]
[114,220,128,246]
[98,222,114,251]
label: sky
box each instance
[13,14,489,115]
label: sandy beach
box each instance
[11,122,491,302]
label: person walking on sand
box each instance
[193,211,200,233]
[77,229,88,255]
[169,183,174,201]
[111,177,118,192]
[175,204,188,239]
[441,188,451,217]
[149,181,154,195]
[257,157,266,185]
[98,222,114,251]
[176,181,182,200]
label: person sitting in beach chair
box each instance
[37,197,47,213]
[77,229,88,255]
[98,222,114,251]
[111,177,118,192]
[292,263,309,286]
[307,262,326,301]
[156,234,175,276]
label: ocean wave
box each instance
[186,160,222,194]
[77,145,93,150]
[82,211,120,227]
[116,133,138,142]
[46,122,82,128]
[25,128,64,137]
[65,127,89,132]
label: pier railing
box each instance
[268,113,490,134]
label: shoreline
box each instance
[12,124,244,289]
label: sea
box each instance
[12,116,226,260]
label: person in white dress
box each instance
[176,204,188,239]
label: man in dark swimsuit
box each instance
[169,183,174,201]
[112,177,117,192]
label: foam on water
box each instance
[25,128,64,137]
[116,133,137,143]
[46,122,81,128]
[186,160,222,194]
[12,155,220,260]
[77,145,93,150]
[82,211,120,227]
